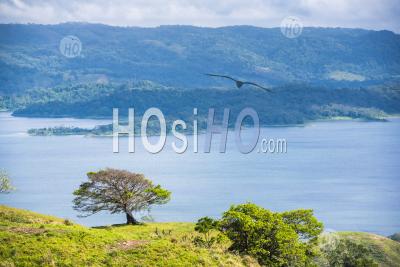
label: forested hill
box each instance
[1,23,400,93]
[9,83,400,125]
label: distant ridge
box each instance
[0,23,399,93]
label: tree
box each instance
[281,209,324,259]
[194,216,220,247]
[322,238,378,267]
[0,170,15,193]
[388,232,400,242]
[218,203,323,266]
[73,168,171,224]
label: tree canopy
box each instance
[73,168,171,224]
[217,203,323,266]
[0,170,15,193]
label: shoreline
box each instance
[2,111,398,137]
[25,117,395,137]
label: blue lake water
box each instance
[0,112,399,235]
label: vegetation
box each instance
[0,170,14,193]
[27,119,204,136]
[1,205,399,266]
[318,232,400,267]
[27,126,92,136]
[320,238,378,266]
[1,23,399,266]
[202,203,323,266]
[1,24,400,93]
[388,232,400,242]
[0,205,258,267]
[1,25,400,125]
[194,217,221,248]
[73,169,171,224]
[9,83,400,127]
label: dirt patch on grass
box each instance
[8,227,69,235]
[113,240,150,251]
[9,227,47,235]
[370,234,387,241]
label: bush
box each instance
[388,232,400,242]
[321,238,378,267]
[63,219,73,226]
[194,217,219,248]
[218,203,323,266]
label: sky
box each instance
[0,0,399,32]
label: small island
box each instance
[27,126,93,136]
[27,120,202,137]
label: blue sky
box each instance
[0,0,399,32]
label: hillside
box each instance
[318,232,400,267]
[336,232,400,266]
[0,205,257,266]
[8,83,400,125]
[1,23,400,93]
[1,205,399,266]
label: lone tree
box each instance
[0,170,15,193]
[73,168,171,224]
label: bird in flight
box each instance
[205,73,272,92]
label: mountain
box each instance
[1,23,400,93]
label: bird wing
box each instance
[205,73,238,82]
[242,81,272,92]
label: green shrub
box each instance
[388,232,400,242]
[63,219,73,226]
[321,238,378,267]
[194,217,220,248]
[218,203,323,266]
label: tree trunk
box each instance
[126,212,139,225]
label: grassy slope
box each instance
[315,232,400,267]
[0,205,258,267]
[1,205,399,266]
[336,232,400,267]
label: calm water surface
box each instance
[0,112,399,235]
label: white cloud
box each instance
[0,0,399,32]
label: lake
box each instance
[0,112,399,235]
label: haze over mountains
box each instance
[0,23,400,93]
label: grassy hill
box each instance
[318,232,400,267]
[335,232,400,266]
[0,205,399,266]
[0,205,258,266]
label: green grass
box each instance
[1,205,399,266]
[0,205,258,267]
